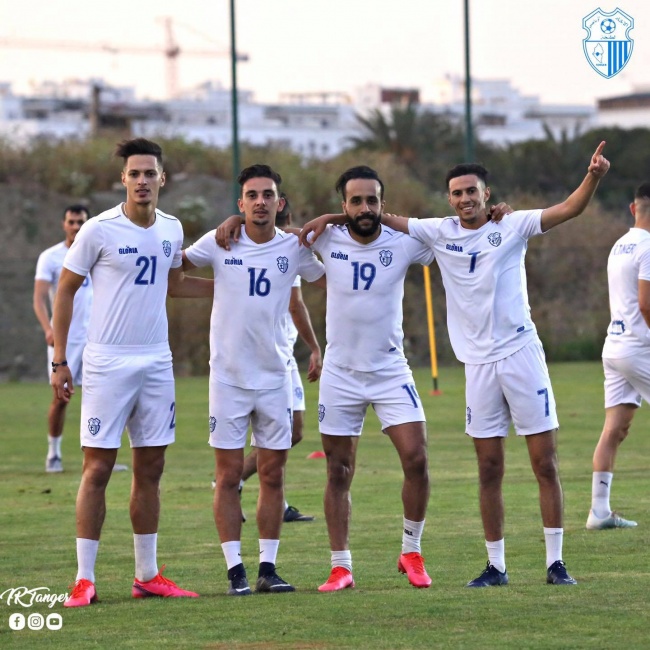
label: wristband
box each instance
[51,360,68,372]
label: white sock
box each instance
[133,533,158,582]
[402,517,425,554]
[48,435,62,459]
[331,550,352,572]
[485,539,506,573]
[221,541,243,570]
[544,527,564,568]
[259,539,280,565]
[76,538,99,583]
[239,479,245,490]
[591,472,613,517]
[283,500,289,511]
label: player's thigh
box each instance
[370,362,426,432]
[80,352,138,449]
[250,379,292,451]
[290,365,306,411]
[465,362,511,438]
[128,355,176,448]
[318,363,368,437]
[209,378,254,450]
[500,340,559,436]
[604,356,647,407]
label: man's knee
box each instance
[477,454,505,486]
[81,455,114,488]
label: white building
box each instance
[424,75,595,144]
[597,86,650,129]
[0,75,617,157]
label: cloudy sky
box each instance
[0,0,646,106]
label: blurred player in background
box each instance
[34,205,92,473]
[587,183,650,530]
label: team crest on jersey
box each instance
[318,404,325,422]
[466,407,472,426]
[487,233,502,247]
[379,249,393,267]
[88,418,101,436]
[276,256,289,273]
[295,386,303,401]
[209,416,217,433]
[162,240,172,257]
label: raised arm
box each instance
[51,268,86,402]
[298,213,346,247]
[540,141,610,232]
[289,286,322,382]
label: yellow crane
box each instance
[0,16,248,98]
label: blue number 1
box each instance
[536,388,550,417]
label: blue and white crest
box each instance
[209,416,217,433]
[318,403,325,423]
[276,256,289,273]
[295,386,304,401]
[379,249,393,267]
[88,417,101,437]
[583,8,634,78]
[466,407,472,426]
[487,232,502,247]
[162,240,172,257]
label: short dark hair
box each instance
[335,166,384,200]
[62,204,90,220]
[445,163,489,189]
[634,183,650,200]
[275,192,291,227]
[237,164,282,196]
[115,138,163,167]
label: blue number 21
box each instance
[135,256,157,285]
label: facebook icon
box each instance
[9,613,25,630]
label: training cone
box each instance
[307,451,326,459]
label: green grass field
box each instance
[1,362,648,649]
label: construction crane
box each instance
[0,16,248,98]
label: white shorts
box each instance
[290,364,306,412]
[209,375,292,450]
[318,358,425,436]
[465,339,559,438]
[603,355,650,408]
[80,343,176,449]
[48,340,85,386]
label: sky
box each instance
[0,0,648,107]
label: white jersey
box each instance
[63,204,183,347]
[312,224,434,372]
[278,275,301,359]
[602,228,650,359]
[185,226,325,390]
[409,210,543,364]
[35,241,92,343]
